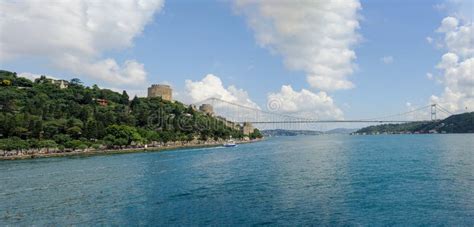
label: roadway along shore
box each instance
[0,139,264,161]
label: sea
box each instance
[1,134,473,225]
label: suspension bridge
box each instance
[191,97,454,130]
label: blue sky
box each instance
[0,0,472,121]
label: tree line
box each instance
[354,112,474,134]
[0,70,262,152]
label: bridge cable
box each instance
[357,104,432,121]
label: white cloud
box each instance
[431,54,474,112]
[18,72,44,81]
[437,17,474,58]
[0,0,164,87]
[234,0,361,91]
[380,56,394,64]
[426,36,434,44]
[429,8,474,113]
[183,74,259,109]
[183,75,345,124]
[56,55,147,86]
[437,0,473,22]
[267,85,343,120]
[426,72,434,80]
[433,3,446,11]
[437,16,460,33]
[106,87,148,99]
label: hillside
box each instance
[324,128,358,134]
[354,112,474,134]
[261,128,358,137]
[262,129,322,136]
[0,70,262,152]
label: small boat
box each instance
[223,139,237,147]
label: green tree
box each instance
[70,78,83,86]
[1,79,11,86]
[120,90,129,105]
[67,126,82,139]
[0,69,253,151]
[105,125,143,146]
[65,140,85,151]
[84,120,99,139]
[0,137,28,153]
[38,140,58,153]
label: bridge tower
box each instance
[431,104,437,121]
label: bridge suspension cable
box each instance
[436,104,454,116]
[358,104,432,121]
[192,97,450,125]
[199,97,316,121]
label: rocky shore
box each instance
[0,139,263,161]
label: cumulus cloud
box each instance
[431,54,474,112]
[184,75,345,124]
[56,55,147,86]
[429,13,474,113]
[18,72,46,81]
[106,87,148,99]
[426,36,434,44]
[234,0,361,91]
[437,0,473,22]
[267,85,344,120]
[426,73,434,80]
[0,0,164,87]
[380,56,394,64]
[183,74,259,109]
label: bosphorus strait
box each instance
[1,134,473,225]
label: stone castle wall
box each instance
[148,84,172,101]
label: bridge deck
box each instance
[238,120,425,124]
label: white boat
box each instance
[223,139,237,147]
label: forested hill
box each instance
[354,112,474,135]
[0,70,261,151]
[261,129,322,136]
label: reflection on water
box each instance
[1,134,473,225]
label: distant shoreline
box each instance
[0,139,263,161]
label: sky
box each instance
[0,0,473,122]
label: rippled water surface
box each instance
[1,134,473,225]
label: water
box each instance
[1,134,473,225]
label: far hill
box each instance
[262,128,358,137]
[325,128,358,134]
[354,112,474,134]
[261,129,322,137]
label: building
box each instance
[56,80,69,89]
[96,99,108,106]
[35,76,70,89]
[241,122,254,135]
[199,104,214,115]
[148,84,172,101]
[189,104,198,111]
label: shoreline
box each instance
[0,139,263,161]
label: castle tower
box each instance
[148,84,172,101]
[199,104,214,115]
[241,122,254,135]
